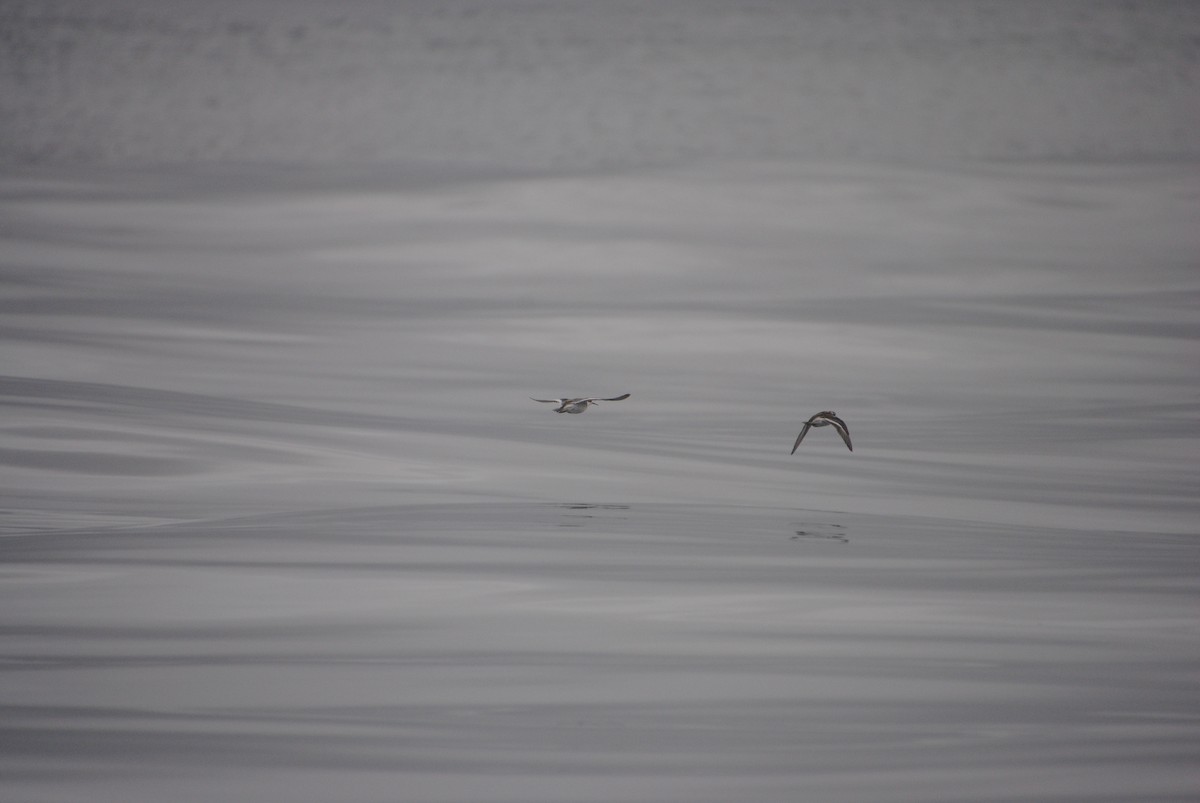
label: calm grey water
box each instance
[3,2,1200,801]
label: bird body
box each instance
[791,411,852,453]
[531,394,631,414]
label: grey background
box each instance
[2,2,1198,801]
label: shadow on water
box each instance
[554,503,631,527]
[789,523,849,544]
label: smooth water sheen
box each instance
[2,2,1199,801]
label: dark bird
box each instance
[791,411,852,453]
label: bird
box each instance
[791,411,852,453]
[531,394,631,414]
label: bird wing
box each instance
[531,398,564,404]
[790,422,813,454]
[597,393,631,402]
[828,415,853,451]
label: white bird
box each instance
[791,410,853,453]
[531,394,631,414]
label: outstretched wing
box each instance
[790,422,813,454]
[827,414,853,451]
[531,398,564,404]
[596,393,631,402]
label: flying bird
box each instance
[791,411,852,453]
[531,394,631,414]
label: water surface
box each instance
[2,2,1199,801]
